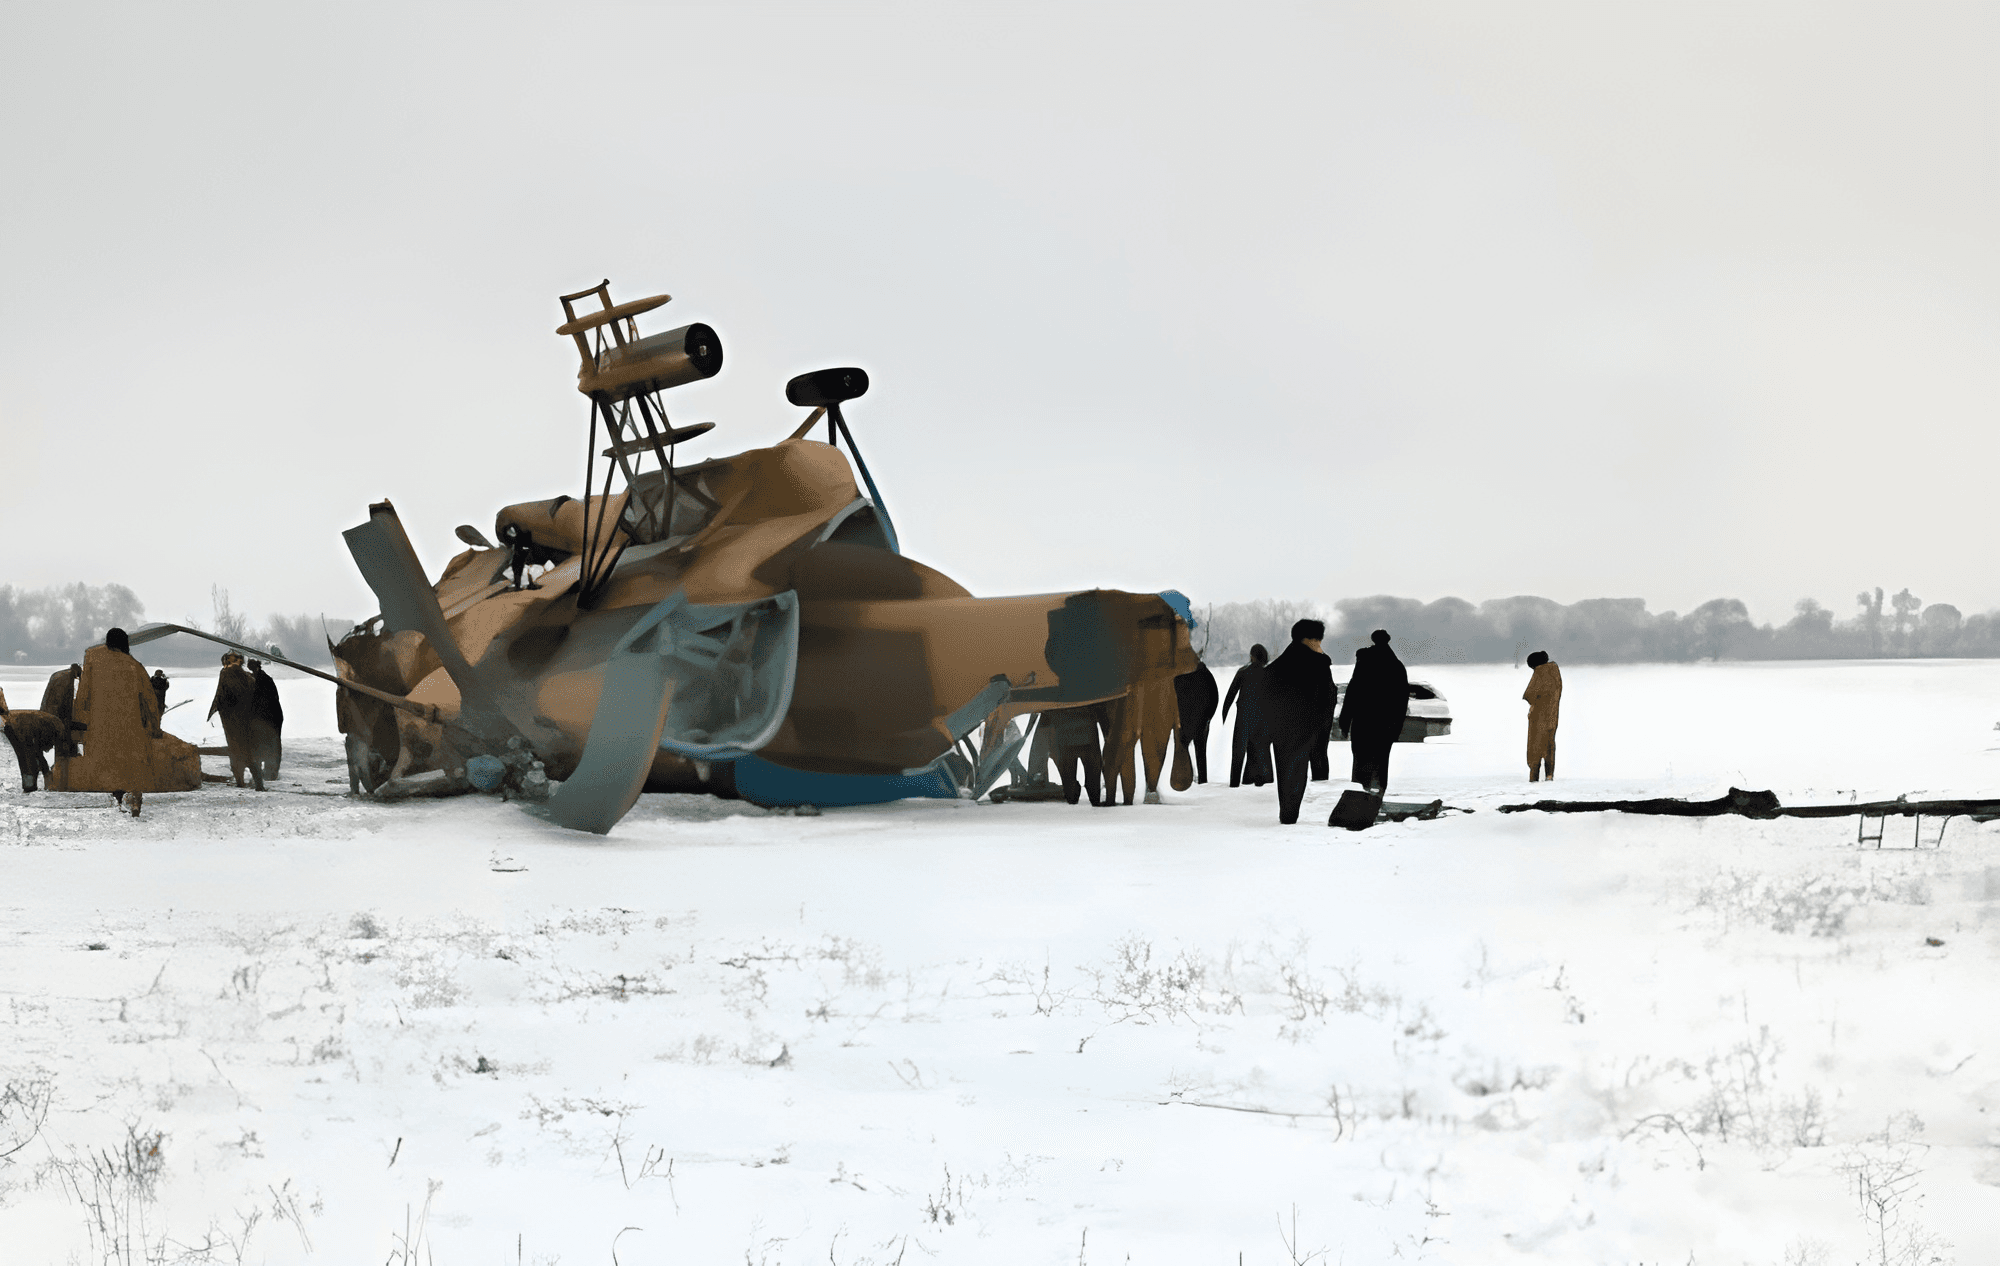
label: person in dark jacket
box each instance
[247,658,284,781]
[1172,660,1220,785]
[40,663,81,758]
[1221,644,1272,787]
[499,522,544,591]
[1338,629,1408,793]
[149,670,170,717]
[1043,705,1104,806]
[1309,687,1334,782]
[1263,619,1336,824]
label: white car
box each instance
[1335,680,1452,742]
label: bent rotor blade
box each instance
[545,607,680,835]
[342,500,539,743]
[126,622,451,730]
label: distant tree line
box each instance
[1200,588,2000,667]
[10,579,1986,672]
[0,584,346,668]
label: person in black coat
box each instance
[1172,660,1220,785]
[1309,686,1334,783]
[499,522,546,591]
[247,658,285,782]
[1263,620,1335,825]
[1338,629,1408,793]
[1221,644,1272,787]
[1042,706,1104,806]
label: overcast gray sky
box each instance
[3,2,1995,633]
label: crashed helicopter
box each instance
[143,281,1202,833]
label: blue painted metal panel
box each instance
[729,756,959,808]
[1157,589,1196,629]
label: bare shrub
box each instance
[384,1178,443,1266]
[1839,1117,1953,1265]
[47,1123,169,1264]
[1086,936,1212,1025]
[1782,1236,1833,1266]
[0,1074,53,1163]
[394,955,464,1009]
[1635,1027,1833,1163]
[1693,868,1931,938]
[981,959,1073,1017]
[921,1163,970,1228]
[1689,1027,1783,1144]
[816,935,887,989]
[1276,960,1331,1024]
[1328,958,1399,1019]
[1276,1203,1330,1264]
[264,1179,318,1254]
[1779,1086,1829,1149]
[549,968,675,1003]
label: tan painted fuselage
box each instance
[336,437,1193,790]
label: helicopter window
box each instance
[620,467,724,546]
[822,502,895,551]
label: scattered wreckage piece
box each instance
[1762,794,2000,820]
[1499,787,1785,818]
[1498,788,2000,847]
[1327,790,1471,831]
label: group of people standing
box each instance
[208,651,285,790]
[0,628,201,815]
[0,633,291,811]
[1222,621,1414,824]
[1221,625,1566,822]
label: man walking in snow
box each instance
[1263,620,1335,825]
[1222,644,1272,787]
[88,627,167,816]
[1523,650,1562,781]
[1339,629,1408,794]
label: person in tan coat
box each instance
[0,687,63,791]
[1522,650,1562,782]
[61,628,202,815]
[40,664,81,758]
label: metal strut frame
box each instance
[824,401,901,554]
[579,385,693,607]
[579,398,621,606]
[562,284,704,608]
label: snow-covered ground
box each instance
[3,659,1999,1264]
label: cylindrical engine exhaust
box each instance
[584,322,723,399]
